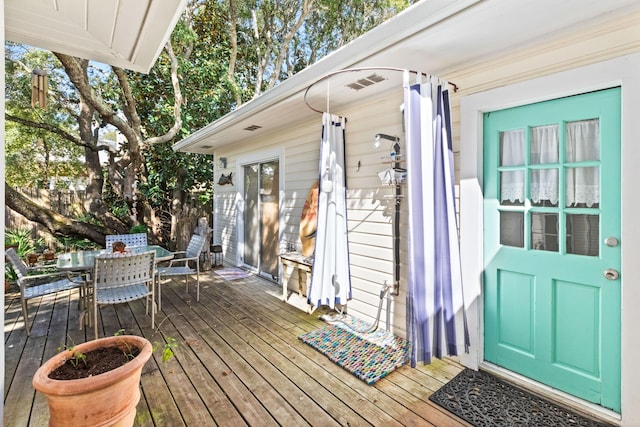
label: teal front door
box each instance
[483,88,621,412]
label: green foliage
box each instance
[129,224,148,234]
[5,228,46,280]
[4,45,85,189]
[5,228,45,257]
[55,236,100,252]
[116,329,177,363]
[68,349,87,368]
[57,337,87,369]
[153,336,178,363]
[4,1,411,247]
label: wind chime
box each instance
[31,68,48,109]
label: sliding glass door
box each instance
[243,160,279,279]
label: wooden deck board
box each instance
[4,269,470,427]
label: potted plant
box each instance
[43,248,55,261]
[27,253,40,265]
[32,335,153,427]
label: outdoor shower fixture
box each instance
[374,133,399,149]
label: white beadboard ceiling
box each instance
[174,0,640,154]
[5,0,187,73]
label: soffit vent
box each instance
[200,145,212,149]
[244,125,262,131]
[346,73,387,91]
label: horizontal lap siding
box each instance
[214,121,319,270]
[208,12,639,353]
[340,93,408,335]
[213,93,412,335]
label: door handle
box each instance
[604,269,619,280]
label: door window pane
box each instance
[530,125,558,165]
[566,119,599,162]
[500,211,524,248]
[260,161,279,277]
[531,213,558,252]
[501,170,524,205]
[530,169,559,207]
[243,164,260,268]
[566,214,599,256]
[500,129,525,166]
[565,166,599,208]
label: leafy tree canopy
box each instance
[4,0,413,248]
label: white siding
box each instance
[213,90,413,334]
[212,12,640,349]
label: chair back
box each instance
[105,233,148,249]
[93,251,155,290]
[185,235,207,258]
[5,248,29,281]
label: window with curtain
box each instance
[498,119,600,256]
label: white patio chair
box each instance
[156,234,206,311]
[5,248,85,336]
[92,251,156,339]
[105,232,148,249]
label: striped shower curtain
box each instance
[405,73,468,366]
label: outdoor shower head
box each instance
[374,133,399,149]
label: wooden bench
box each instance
[280,252,314,313]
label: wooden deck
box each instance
[4,268,470,426]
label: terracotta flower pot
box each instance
[112,241,126,253]
[27,253,40,265]
[43,249,55,261]
[32,335,152,427]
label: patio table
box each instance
[56,245,174,272]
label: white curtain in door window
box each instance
[566,119,600,207]
[499,120,599,206]
[500,129,525,203]
[530,125,559,205]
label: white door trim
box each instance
[459,52,640,422]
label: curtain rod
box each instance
[303,66,459,114]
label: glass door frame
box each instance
[236,147,285,279]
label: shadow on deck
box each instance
[4,269,469,426]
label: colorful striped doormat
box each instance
[298,318,409,384]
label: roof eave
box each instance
[172,0,481,152]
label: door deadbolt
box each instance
[604,237,619,247]
[604,269,619,280]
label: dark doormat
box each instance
[429,369,616,427]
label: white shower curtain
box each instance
[307,113,352,309]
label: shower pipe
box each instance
[324,280,394,334]
[303,66,459,114]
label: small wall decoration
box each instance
[218,172,233,186]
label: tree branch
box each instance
[5,113,85,147]
[5,183,111,245]
[54,53,139,144]
[144,41,183,146]
[266,0,315,90]
[227,0,242,106]
[112,66,142,135]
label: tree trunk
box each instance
[6,184,109,246]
